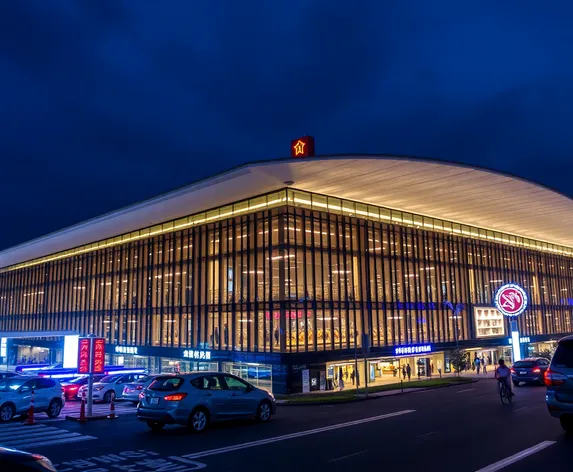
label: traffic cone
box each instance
[78,398,87,423]
[25,389,36,425]
[107,397,117,420]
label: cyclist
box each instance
[495,358,514,397]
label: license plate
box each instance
[150,398,159,405]
[520,371,527,375]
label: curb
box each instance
[277,379,478,407]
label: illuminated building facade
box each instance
[1,156,573,393]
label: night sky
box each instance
[1,1,572,251]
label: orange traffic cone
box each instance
[107,397,117,420]
[78,398,87,423]
[25,389,36,425]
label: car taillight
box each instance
[532,368,541,373]
[545,369,567,386]
[510,368,515,374]
[164,393,187,401]
[135,385,144,390]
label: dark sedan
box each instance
[511,357,550,386]
[0,447,56,471]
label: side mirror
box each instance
[245,384,254,393]
[19,386,30,394]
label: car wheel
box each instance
[0,403,15,422]
[256,401,272,423]
[104,390,115,403]
[188,408,209,433]
[560,415,573,433]
[47,399,62,418]
[146,421,164,432]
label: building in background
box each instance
[1,155,573,393]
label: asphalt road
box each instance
[1,379,569,471]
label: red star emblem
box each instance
[293,140,306,156]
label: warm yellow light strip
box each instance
[2,187,573,274]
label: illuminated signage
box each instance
[0,338,6,358]
[507,336,530,344]
[494,283,528,317]
[77,338,91,374]
[115,346,138,355]
[290,136,315,157]
[63,335,79,369]
[182,349,212,361]
[394,345,432,356]
[91,338,105,374]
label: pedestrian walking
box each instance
[475,357,481,375]
[402,365,407,380]
[406,363,411,381]
[350,370,355,386]
[482,357,488,374]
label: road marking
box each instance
[329,450,368,462]
[474,441,556,472]
[0,422,96,450]
[183,410,415,460]
[417,431,438,438]
[472,394,489,399]
[457,388,476,393]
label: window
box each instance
[553,341,573,368]
[223,375,250,391]
[36,378,55,389]
[199,375,224,390]
[149,377,183,391]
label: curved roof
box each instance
[1,155,573,269]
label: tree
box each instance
[449,348,465,377]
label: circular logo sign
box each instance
[494,283,528,317]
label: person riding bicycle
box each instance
[495,358,514,397]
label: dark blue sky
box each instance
[1,1,572,250]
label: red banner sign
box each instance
[91,338,105,374]
[77,338,91,374]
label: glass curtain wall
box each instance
[1,203,573,352]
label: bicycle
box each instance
[498,378,513,404]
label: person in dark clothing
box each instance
[406,364,411,381]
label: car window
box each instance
[553,341,573,368]
[100,375,121,383]
[37,378,56,389]
[190,377,205,390]
[0,378,26,392]
[149,377,183,391]
[203,375,224,390]
[513,361,536,368]
[223,375,249,391]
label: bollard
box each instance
[78,398,87,423]
[107,397,117,420]
[25,388,36,425]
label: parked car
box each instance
[0,447,56,471]
[78,373,147,403]
[0,372,25,382]
[121,375,169,404]
[511,357,550,386]
[546,335,573,432]
[137,372,276,432]
[0,376,65,422]
[61,375,105,400]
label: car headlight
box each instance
[268,392,275,401]
[94,385,104,391]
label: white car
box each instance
[0,376,65,421]
[78,373,147,403]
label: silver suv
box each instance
[546,335,573,432]
[137,372,276,432]
[78,373,148,403]
[0,376,65,421]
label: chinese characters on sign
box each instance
[92,338,105,374]
[115,345,138,355]
[182,349,212,360]
[77,338,91,374]
[507,336,531,344]
[290,136,315,157]
[394,345,432,356]
[494,283,528,317]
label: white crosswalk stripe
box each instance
[0,422,96,450]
